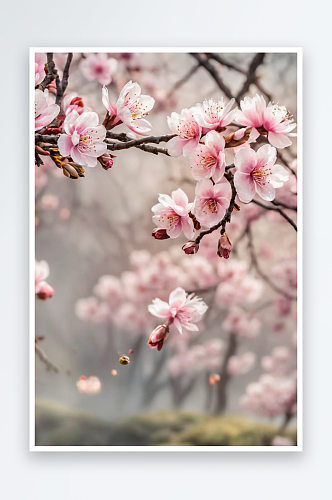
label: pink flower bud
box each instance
[37,282,54,300]
[152,228,170,240]
[70,96,84,108]
[182,242,199,255]
[218,232,232,259]
[98,153,116,170]
[148,324,169,351]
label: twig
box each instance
[236,53,265,101]
[246,225,296,301]
[167,63,201,97]
[206,53,246,74]
[35,343,59,373]
[251,199,297,231]
[36,53,57,92]
[277,151,297,178]
[55,53,73,106]
[190,53,237,104]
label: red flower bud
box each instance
[152,228,170,240]
[218,232,232,259]
[70,96,84,108]
[37,282,54,300]
[148,324,169,351]
[182,242,199,255]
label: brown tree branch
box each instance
[35,342,59,373]
[190,53,238,104]
[251,199,297,231]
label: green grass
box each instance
[35,399,297,447]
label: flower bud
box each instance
[37,282,54,300]
[147,324,169,351]
[217,232,232,259]
[152,228,170,240]
[119,355,130,365]
[70,96,84,108]
[209,373,221,385]
[182,242,199,255]
[98,153,116,170]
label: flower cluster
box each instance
[151,93,294,257]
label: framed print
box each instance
[31,47,302,451]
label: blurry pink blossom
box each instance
[192,178,232,227]
[58,111,107,167]
[152,188,194,239]
[222,308,261,338]
[148,287,208,334]
[35,260,54,300]
[272,436,295,446]
[80,53,118,85]
[236,94,297,148]
[227,352,256,375]
[35,53,46,85]
[40,194,59,210]
[37,282,54,300]
[35,89,60,131]
[240,373,296,417]
[167,108,201,157]
[234,144,289,203]
[190,130,226,182]
[76,375,102,395]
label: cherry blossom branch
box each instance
[105,133,177,147]
[190,53,238,104]
[251,199,297,231]
[246,225,296,301]
[55,53,73,106]
[36,53,57,91]
[194,171,237,245]
[35,342,59,373]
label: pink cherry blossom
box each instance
[80,53,118,85]
[35,90,60,131]
[167,108,201,157]
[192,178,232,227]
[58,110,107,167]
[236,94,297,149]
[189,130,226,182]
[148,287,208,334]
[152,188,194,239]
[234,144,289,203]
[102,85,120,126]
[116,81,155,135]
[35,53,46,85]
[193,97,237,134]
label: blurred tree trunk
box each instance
[214,332,238,414]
